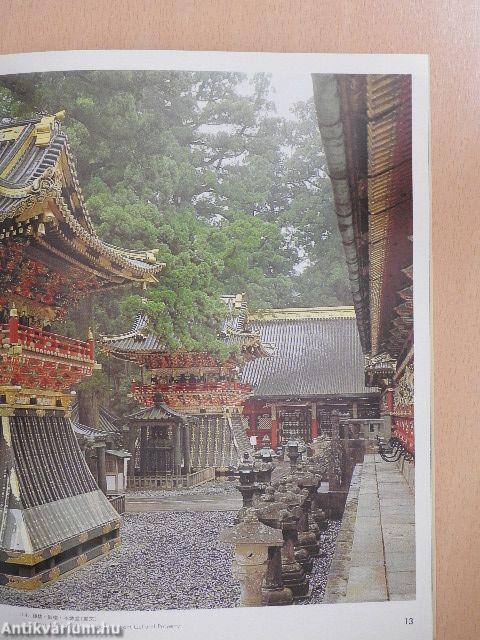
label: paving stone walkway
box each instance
[324,454,415,602]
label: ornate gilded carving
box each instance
[7,575,43,590]
[394,363,414,415]
[6,550,44,565]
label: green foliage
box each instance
[0,70,351,415]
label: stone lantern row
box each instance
[220,442,330,607]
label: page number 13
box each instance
[405,618,414,625]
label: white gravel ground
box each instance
[0,511,340,610]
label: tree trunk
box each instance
[77,387,101,430]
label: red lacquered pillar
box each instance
[384,388,394,413]
[310,402,318,441]
[270,404,278,450]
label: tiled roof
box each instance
[102,330,165,353]
[106,449,131,459]
[101,298,273,361]
[0,114,162,285]
[127,403,185,422]
[314,75,413,357]
[241,310,377,398]
[1,415,118,553]
[70,402,121,438]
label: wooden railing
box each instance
[127,467,215,490]
[108,494,126,514]
[0,322,93,362]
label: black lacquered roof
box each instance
[127,403,185,422]
[0,114,162,285]
[70,402,121,438]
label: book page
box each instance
[0,50,432,640]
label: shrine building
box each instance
[70,402,129,509]
[0,112,161,588]
[314,73,414,477]
[101,295,272,483]
[242,307,381,449]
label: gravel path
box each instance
[0,512,240,611]
[0,511,341,610]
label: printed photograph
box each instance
[0,67,415,610]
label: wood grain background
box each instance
[2,1,479,638]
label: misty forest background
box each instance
[0,71,350,420]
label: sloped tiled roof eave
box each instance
[0,113,163,287]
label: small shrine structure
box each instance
[101,295,273,482]
[242,307,381,450]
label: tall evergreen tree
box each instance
[0,71,350,414]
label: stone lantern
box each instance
[253,460,274,485]
[235,467,264,523]
[311,506,328,533]
[220,510,284,607]
[261,434,271,448]
[278,506,310,598]
[240,451,253,468]
[287,474,321,553]
[286,440,300,470]
[277,491,314,574]
[256,497,310,597]
[256,502,293,606]
[260,447,274,463]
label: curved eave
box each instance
[126,403,186,422]
[0,114,163,287]
[313,74,371,353]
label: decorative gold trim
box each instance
[249,306,356,321]
[77,553,88,566]
[6,575,43,590]
[0,386,74,411]
[48,567,61,582]
[49,543,62,557]
[5,550,45,566]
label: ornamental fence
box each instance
[107,494,126,514]
[127,466,215,491]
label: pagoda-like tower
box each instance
[0,113,162,588]
[102,295,273,476]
